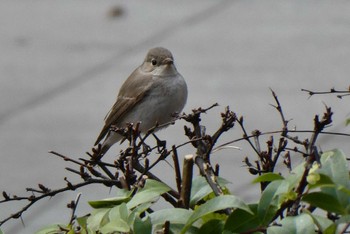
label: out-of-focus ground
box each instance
[1,1,350,233]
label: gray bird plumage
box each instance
[94,47,187,157]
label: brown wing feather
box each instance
[94,67,154,145]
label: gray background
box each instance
[1,1,350,233]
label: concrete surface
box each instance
[1,0,350,233]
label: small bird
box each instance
[94,47,188,157]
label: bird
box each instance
[94,47,188,158]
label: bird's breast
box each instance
[121,73,187,132]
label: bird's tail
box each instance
[94,143,111,161]
[93,131,122,161]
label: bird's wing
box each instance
[94,68,154,145]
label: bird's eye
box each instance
[151,59,157,66]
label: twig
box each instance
[179,155,194,209]
[301,87,350,99]
[207,106,236,154]
[236,116,260,156]
[163,220,170,234]
[172,145,182,194]
[182,105,232,215]
[213,129,350,151]
[0,179,112,226]
[270,89,289,135]
[275,106,333,218]
[133,161,179,205]
[49,151,85,166]
[195,156,224,196]
[68,193,82,225]
[340,222,350,234]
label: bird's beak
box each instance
[163,58,174,65]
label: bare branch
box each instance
[301,87,350,99]
[179,154,194,209]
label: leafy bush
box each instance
[35,150,350,234]
[1,89,350,234]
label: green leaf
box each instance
[224,203,260,233]
[87,208,110,231]
[109,203,129,224]
[267,213,315,234]
[35,224,65,234]
[76,215,89,230]
[150,209,197,234]
[338,185,350,197]
[190,176,231,207]
[307,213,333,233]
[323,223,337,234]
[318,149,350,207]
[308,173,336,190]
[88,189,132,208]
[134,216,152,234]
[149,208,193,226]
[154,224,200,234]
[127,179,171,209]
[181,195,252,234]
[99,219,130,233]
[87,204,132,233]
[257,180,289,226]
[253,173,284,183]
[256,161,305,226]
[128,201,153,226]
[302,192,346,214]
[222,231,234,234]
[198,219,225,234]
[284,161,306,189]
